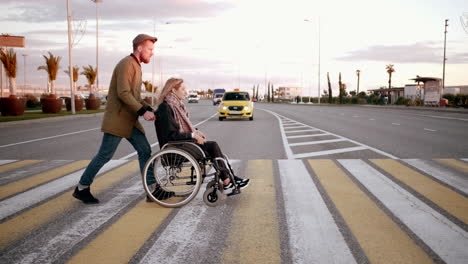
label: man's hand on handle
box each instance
[143,111,156,121]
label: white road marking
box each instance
[0,160,127,220]
[9,182,142,264]
[369,118,375,121]
[462,159,468,162]
[424,128,437,132]
[259,108,398,159]
[283,125,308,129]
[289,138,347,147]
[122,113,218,160]
[279,160,356,264]
[287,133,328,139]
[339,159,468,264]
[424,115,468,122]
[0,128,100,149]
[294,146,368,159]
[402,159,468,194]
[391,123,400,126]
[0,160,17,165]
[285,129,318,133]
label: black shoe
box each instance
[73,187,99,204]
[146,187,175,202]
[235,178,250,190]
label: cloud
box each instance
[0,0,234,23]
[337,42,468,64]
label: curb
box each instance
[0,112,104,128]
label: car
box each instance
[188,93,200,103]
[213,93,223,105]
[218,90,254,121]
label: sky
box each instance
[1,0,467,97]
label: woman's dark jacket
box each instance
[154,101,192,148]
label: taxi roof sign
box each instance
[0,35,25,48]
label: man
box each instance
[73,34,158,204]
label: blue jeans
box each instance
[79,127,155,186]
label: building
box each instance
[277,87,303,100]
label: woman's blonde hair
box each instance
[156,77,184,106]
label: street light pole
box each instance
[442,19,448,92]
[317,17,321,104]
[22,54,27,96]
[67,0,75,114]
[91,0,102,95]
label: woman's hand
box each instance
[193,131,206,144]
[196,130,207,140]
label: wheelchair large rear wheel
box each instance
[143,148,202,208]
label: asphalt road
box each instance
[1,100,467,159]
[0,100,467,264]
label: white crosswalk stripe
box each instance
[0,158,466,263]
[339,159,468,264]
[278,160,356,264]
[0,160,127,220]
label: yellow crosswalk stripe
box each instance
[0,160,89,199]
[222,160,281,264]
[68,201,172,264]
[371,159,468,224]
[434,158,468,174]
[309,159,432,264]
[0,161,139,249]
[0,160,42,173]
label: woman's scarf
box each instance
[164,92,195,133]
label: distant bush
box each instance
[24,93,40,108]
[395,97,410,105]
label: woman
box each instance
[154,78,249,192]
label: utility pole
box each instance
[442,19,448,92]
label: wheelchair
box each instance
[142,141,240,208]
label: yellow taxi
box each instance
[218,90,254,121]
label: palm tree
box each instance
[64,65,80,93]
[37,52,61,95]
[356,69,361,94]
[0,48,17,96]
[81,65,97,94]
[143,80,153,92]
[386,64,395,103]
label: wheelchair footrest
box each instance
[226,189,241,197]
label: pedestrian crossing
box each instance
[0,158,467,263]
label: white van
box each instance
[188,93,200,103]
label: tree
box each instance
[37,52,61,95]
[143,81,153,92]
[386,64,395,103]
[338,72,343,104]
[271,84,275,103]
[252,85,256,100]
[267,82,271,102]
[327,72,332,104]
[0,48,17,96]
[356,69,361,94]
[255,84,259,100]
[64,66,80,93]
[81,65,97,94]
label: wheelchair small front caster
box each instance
[203,188,223,207]
[206,180,224,193]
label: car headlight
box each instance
[222,106,228,110]
[244,106,250,111]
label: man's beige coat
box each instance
[101,55,150,138]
